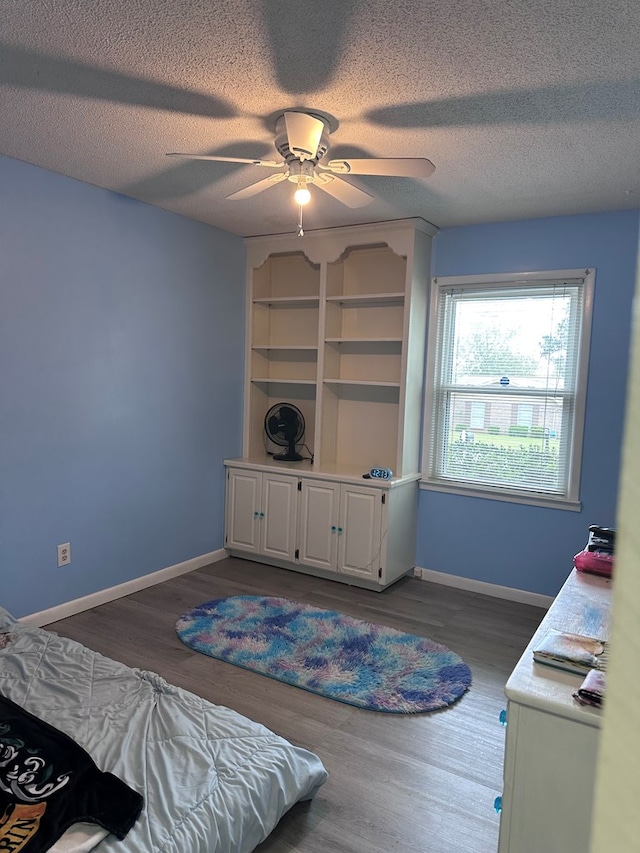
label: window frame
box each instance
[420,268,595,510]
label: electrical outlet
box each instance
[413,567,423,579]
[57,542,71,567]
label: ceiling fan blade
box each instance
[322,157,435,178]
[284,112,325,160]
[313,174,373,208]
[167,153,283,168]
[226,172,288,201]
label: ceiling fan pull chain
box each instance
[297,203,304,237]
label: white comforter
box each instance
[0,607,327,852]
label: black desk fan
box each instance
[264,403,305,462]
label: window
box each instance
[470,401,486,430]
[516,403,533,429]
[422,269,594,509]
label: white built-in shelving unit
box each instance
[225,218,436,590]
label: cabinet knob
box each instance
[260,512,265,518]
[493,796,502,814]
[253,511,259,518]
[337,527,343,534]
[499,709,507,726]
[331,525,336,532]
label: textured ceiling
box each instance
[1,0,639,237]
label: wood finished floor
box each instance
[47,558,546,853]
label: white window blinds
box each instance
[424,273,593,505]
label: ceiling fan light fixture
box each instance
[167,109,435,213]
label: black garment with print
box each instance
[0,694,142,852]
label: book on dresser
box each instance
[532,628,608,675]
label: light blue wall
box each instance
[0,157,246,618]
[1,159,636,611]
[418,209,640,597]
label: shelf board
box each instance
[325,292,405,307]
[324,337,402,344]
[252,378,317,386]
[253,296,320,307]
[252,345,318,352]
[323,378,401,388]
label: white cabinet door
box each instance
[338,484,383,581]
[261,473,298,562]
[226,468,261,554]
[226,468,297,560]
[297,479,340,571]
[298,480,383,578]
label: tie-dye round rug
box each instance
[176,595,471,713]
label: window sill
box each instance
[419,478,582,511]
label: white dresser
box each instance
[498,569,612,853]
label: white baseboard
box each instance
[414,566,554,609]
[21,549,228,627]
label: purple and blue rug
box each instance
[176,595,471,713]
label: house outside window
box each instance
[422,269,595,509]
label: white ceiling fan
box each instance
[167,110,435,210]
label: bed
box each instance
[0,606,328,852]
